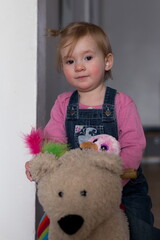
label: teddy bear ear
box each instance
[90,151,123,176]
[29,152,59,182]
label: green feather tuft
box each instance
[42,142,69,157]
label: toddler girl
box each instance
[26,22,160,239]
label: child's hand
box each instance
[25,161,33,181]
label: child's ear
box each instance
[105,53,114,71]
[29,153,58,182]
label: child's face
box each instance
[61,35,113,92]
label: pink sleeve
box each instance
[44,92,73,143]
[116,92,146,170]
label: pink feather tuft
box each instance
[24,128,43,154]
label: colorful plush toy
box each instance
[24,128,68,156]
[80,134,120,155]
[25,129,129,240]
[30,149,129,240]
[80,134,137,180]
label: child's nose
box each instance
[74,61,86,71]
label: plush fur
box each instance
[24,128,43,154]
[30,149,129,240]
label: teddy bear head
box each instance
[30,148,123,240]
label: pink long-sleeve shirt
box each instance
[44,90,146,172]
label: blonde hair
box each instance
[47,22,113,80]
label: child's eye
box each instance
[66,59,74,65]
[84,56,93,61]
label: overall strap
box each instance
[102,87,117,122]
[66,91,79,120]
[68,90,78,104]
[104,87,117,105]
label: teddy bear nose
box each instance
[58,214,84,235]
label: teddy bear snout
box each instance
[58,214,84,235]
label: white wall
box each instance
[0,1,37,239]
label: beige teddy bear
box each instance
[30,148,129,240]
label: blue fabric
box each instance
[122,167,160,239]
[65,87,118,149]
[125,212,160,240]
[65,86,160,239]
[42,234,49,240]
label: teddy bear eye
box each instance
[101,144,108,151]
[80,190,87,197]
[58,191,64,198]
[93,139,98,143]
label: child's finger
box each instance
[25,169,33,181]
[25,161,33,181]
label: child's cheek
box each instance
[63,68,72,81]
[91,65,103,77]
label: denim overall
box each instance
[66,87,118,148]
[65,86,160,240]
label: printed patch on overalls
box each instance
[75,125,104,145]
